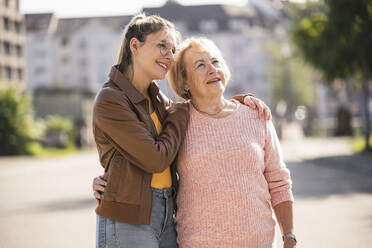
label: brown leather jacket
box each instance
[93,66,189,224]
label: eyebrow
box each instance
[193,56,217,65]
[159,40,175,46]
[193,59,205,65]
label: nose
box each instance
[164,54,175,67]
[207,62,217,74]
[165,50,175,60]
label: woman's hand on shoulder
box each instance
[243,96,272,120]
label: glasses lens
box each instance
[160,46,167,56]
[160,44,173,56]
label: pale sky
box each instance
[20,0,307,18]
[20,0,247,17]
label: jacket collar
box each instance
[108,65,160,104]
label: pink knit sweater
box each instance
[176,101,294,248]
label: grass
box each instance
[26,142,78,157]
[350,136,372,153]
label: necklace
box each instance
[192,100,227,116]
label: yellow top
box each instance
[150,111,172,189]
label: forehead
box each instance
[146,29,176,46]
[184,46,217,64]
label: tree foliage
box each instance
[291,0,372,150]
[0,85,34,155]
[292,0,372,81]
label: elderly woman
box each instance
[167,37,296,248]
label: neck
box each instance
[129,67,152,97]
[191,95,227,115]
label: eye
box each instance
[212,60,220,65]
[158,43,166,48]
[197,63,205,68]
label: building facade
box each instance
[25,13,57,91]
[24,1,283,100]
[144,1,282,100]
[0,0,26,88]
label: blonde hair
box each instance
[169,37,231,100]
[117,13,180,75]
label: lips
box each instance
[156,61,169,71]
[206,77,222,84]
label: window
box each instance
[4,17,10,30]
[229,19,246,31]
[79,39,87,50]
[34,66,45,75]
[17,68,23,80]
[80,75,89,86]
[14,21,21,33]
[16,45,22,57]
[5,66,12,80]
[34,50,46,58]
[199,20,218,33]
[79,58,87,68]
[61,37,69,46]
[4,42,11,55]
[62,55,70,64]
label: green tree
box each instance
[0,85,34,155]
[267,41,316,113]
[291,0,372,151]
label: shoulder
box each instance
[95,82,128,105]
[236,102,262,120]
[235,102,268,131]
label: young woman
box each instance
[93,14,270,248]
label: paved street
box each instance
[1,138,372,248]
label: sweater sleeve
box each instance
[263,120,294,207]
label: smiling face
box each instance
[183,46,227,100]
[132,29,176,82]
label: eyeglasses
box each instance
[158,43,176,56]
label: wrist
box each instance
[282,233,297,244]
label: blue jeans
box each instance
[96,187,178,248]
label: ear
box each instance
[184,81,191,91]
[129,37,141,55]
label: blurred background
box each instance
[0,0,371,247]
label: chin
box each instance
[152,71,167,81]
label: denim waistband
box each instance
[151,187,176,199]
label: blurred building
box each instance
[54,16,131,92]
[25,13,57,91]
[24,0,284,99]
[25,14,131,93]
[23,1,285,144]
[144,0,283,100]
[0,0,26,88]
[25,14,132,145]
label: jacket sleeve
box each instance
[94,88,189,174]
[263,120,294,207]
